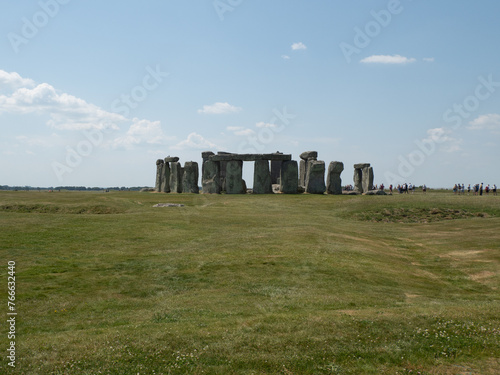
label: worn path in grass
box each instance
[1,191,499,374]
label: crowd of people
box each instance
[454,183,497,196]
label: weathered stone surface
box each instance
[155,159,164,192]
[300,151,318,160]
[164,156,180,163]
[169,162,183,193]
[161,162,171,193]
[305,160,326,194]
[353,168,363,193]
[299,159,307,187]
[140,188,155,192]
[225,160,246,194]
[376,190,387,195]
[201,151,215,177]
[326,161,344,195]
[209,153,292,162]
[280,160,298,194]
[182,162,199,194]
[253,160,273,194]
[362,166,374,193]
[354,163,370,169]
[153,203,185,207]
[270,153,283,184]
[202,160,221,194]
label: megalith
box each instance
[362,166,374,193]
[270,152,283,184]
[161,160,171,193]
[280,160,298,194]
[305,160,326,194]
[299,151,318,187]
[225,160,246,194]
[327,161,344,195]
[253,160,273,194]
[155,159,164,192]
[182,162,199,194]
[202,160,221,194]
[170,161,183,193]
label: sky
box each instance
[1,0,499,188]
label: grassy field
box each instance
[1,190,499,374]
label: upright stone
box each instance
[217,151,232,192]
[201,151,215,177]
[353,167,363,193]
[362,166,374,192]
[170,162,183,193]
[253,160,273,194]
[225,160,246,194]
[182,162,199,194]
[280,160,298,194]
[326,161,344,195]
[202,160,221,194]
[305,160,326,194]
[155,159,164,192]
[161,161,171,193]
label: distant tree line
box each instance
[0,185,151,191]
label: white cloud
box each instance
[468,114,500,132]
[111,119,175,149]
[197,102,242,115]
[0,71,125,130]
[291,42,307,51]
[256,122,277,128]
[281,55,290,60]
[423,57,435,62]
[172,132,218,150]
[360,54,416,64]
[0,70,35,91]
[226,126,255,136]
[424,127,462,153]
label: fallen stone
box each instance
[153,203,185,207]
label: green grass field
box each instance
[1,190,499,374]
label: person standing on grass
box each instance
[462,184,465,195]
[453,184,457,194]
[494,184,497,195]
[423,184,427,194]
[468,184,471,195]
[480,183,483,196]
[485,184,490,194]
[389,184,393,194]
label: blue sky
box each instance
[1,0,499,188]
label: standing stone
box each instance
[201,151,215,178]
[202,160,221,194]
[326,161,344,195]
[280,160,298,194]
[362,166,374,192]
[305,160,326,194]
[182,162,199,194]
[161,161,171,193]
[155,159,164,192]
[253,160,273,194]
[353,168,363,193]
[217,151,232,192]
[225,160,246,194]
[170,162,183,193]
